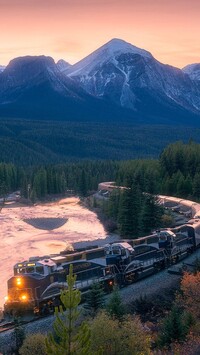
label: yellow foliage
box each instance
[90,311,151,355]
[19,334,47,355]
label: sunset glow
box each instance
[0,0,199,68]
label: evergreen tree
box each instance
[30,187,37,203]
[193,173,200,199]
[78,170,87,197]
[107,189,120,220]
[118,189,134,237]
[12,317,25,355]
[33,168,47,199]
[176,173,192,198]
[84,282,105,318]
[0,181,8,212]
[157,305,191,347]
[130,183,141,236]
[46,265,91,355]
[139,195,162,235]
[106,286,126,321]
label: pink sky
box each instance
[0,0,199,68]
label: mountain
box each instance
[66,38,200,123]
[57,59,71,72]
[0,55,130,122]
[0,55,81,102]
[183,63,200,81]
[0,65,5,73]
[0,39,200,125]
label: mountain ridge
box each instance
[0,38,200,125]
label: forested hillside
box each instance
[1,119,200,165]
[1,141,200,201]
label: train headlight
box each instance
[16,277,22,286]
[21,294,28,302]
[4,296,9,302]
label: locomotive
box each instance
[4,223,198,316]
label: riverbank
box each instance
[0,196,116,308]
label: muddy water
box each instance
[0,197,107,307]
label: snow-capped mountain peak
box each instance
[0,39,200,125]
[62,39,200,117]
[66,38,152,76]
[97,38,152,59]
[183,63,200,81]
[56,59,71,72]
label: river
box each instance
[0,197,109,308]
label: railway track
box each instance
[0,313,52,334]
[1,194,200,335]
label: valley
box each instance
[1,119,200,164]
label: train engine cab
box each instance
[104,242,136,270]
[4,258,57,315]
[4,249,115,316]
[158,230,177,251]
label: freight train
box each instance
[4,220,200,316]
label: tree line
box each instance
[1,141,200,200]
[2,141,200,237]
[2,119,200,166]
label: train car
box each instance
[4,246,115,316]
[4,226,197,317]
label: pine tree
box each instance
[0,181,7,213]
[107,190,120,220]
[157,305,190,347]
[84,282,105,318]
[106,286,126,321]
[193,173,200,199]
[46,264,91,355]
[139,195,162,235]
[12,317,25,355]
[118,189,134,237]
[78,170,87,197]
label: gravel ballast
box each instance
[1,248,200,353]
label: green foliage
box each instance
[2,119,200,166]
[129,289,178,323]
[118,188,136,237]
[104,183,163,238]
[157,305,192,348]
[12,318,25,355]
[106,286,126,321]
[46,264,91,355]
[2,140,200,211]
[139,195,163,235]
[32,168,47,199]
[19,334,47,355]
[84,282,105,317]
